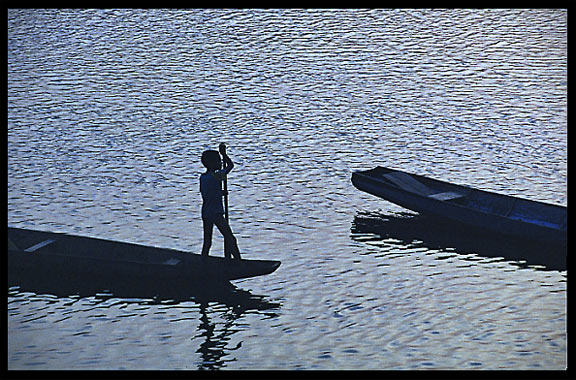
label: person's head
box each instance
[201,150,221,171]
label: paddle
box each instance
[219,142,229,222]
[219,142,230,258]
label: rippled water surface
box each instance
[8,9,567,370]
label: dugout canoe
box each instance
[8,227,281,287]
[351,167,567,246]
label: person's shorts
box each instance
[202,212,225,225]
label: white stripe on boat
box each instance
[162,258,180,265]
[24,239,56,253]
[428,191,465,201]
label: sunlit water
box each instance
[8,9,566,370]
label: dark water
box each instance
[8,9,566,369]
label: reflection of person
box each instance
[199,147,241,259]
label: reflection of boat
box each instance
[8,227,281,294]
[9,267,281,371]
[351,212,566,271]
[351,166,567,246]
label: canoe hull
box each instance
[352,167,567,246]
[8,227,281,289]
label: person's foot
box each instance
[226,252,241,260]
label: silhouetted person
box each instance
[200,147,241,259]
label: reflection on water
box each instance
[8,276,281,310]
[8,281,280,370]
[351,211,567,271]
[196,301,242,370]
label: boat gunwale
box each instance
[354,167,567,210]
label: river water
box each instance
[7,9,567,370]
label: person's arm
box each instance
[212,143,234,181]
[219,143,234,174]
[222,153,234,174]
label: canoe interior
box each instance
[9,227,190,265]
[354,167,567,232]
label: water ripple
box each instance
[8,8,566,370]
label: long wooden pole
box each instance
[219,142,229,222]
[219,143,230,258]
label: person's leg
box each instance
[214,215,241,260]
[201,218,214,256]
